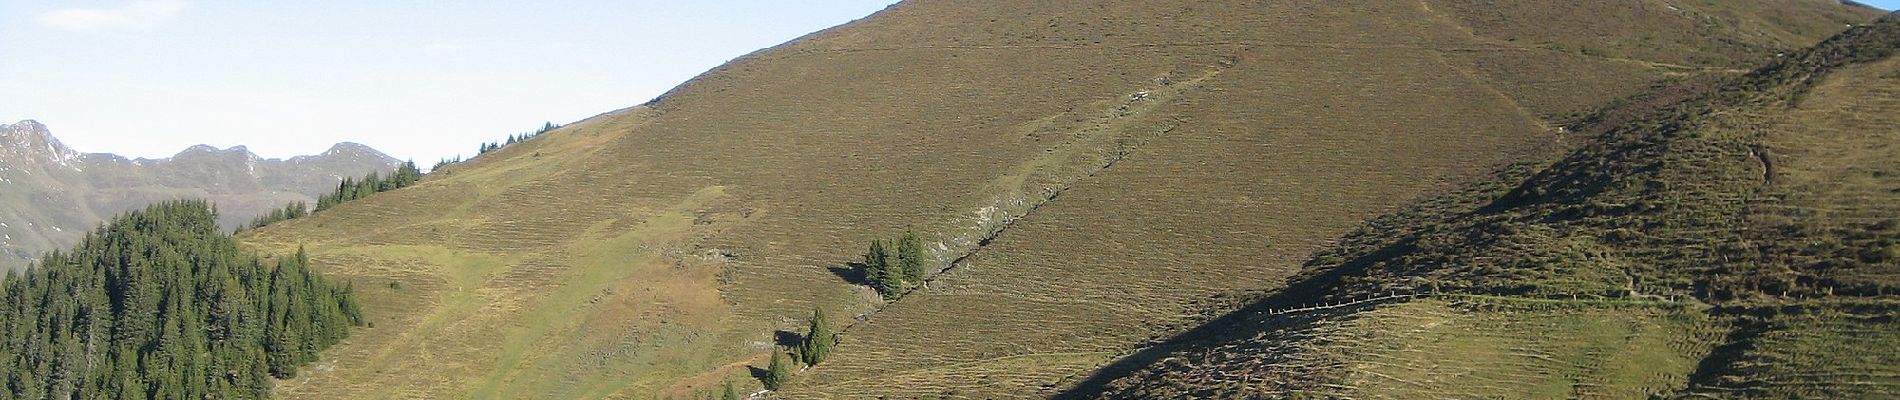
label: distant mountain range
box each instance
[0,120,400,272]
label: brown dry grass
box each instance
[235,1,1882,398]
[1088,18,1900,399]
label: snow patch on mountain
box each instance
[1,120,82,170]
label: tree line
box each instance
[247,120,565,231]
[433,122,562,173]
[240,161,422,232]
[314,161,422,213]
[243,201,310,232]
[477,122,558,155]
[0,200,362,399]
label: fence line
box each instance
[1263,293,1421,317]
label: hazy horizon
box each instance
[0,1,898,163]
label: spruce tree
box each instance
[762,350,791,391]
[722,381,740,400]
[896,231,926,286]
[862,240,894,297]
[799,308,834,366]
[756,350,786,390]
[357,172,380,199]
[395,161,422,187]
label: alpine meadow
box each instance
[4,1,1899,399]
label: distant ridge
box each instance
[0,120,402,272]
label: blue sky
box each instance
[1,1,1892,163]
[0,1,896,163]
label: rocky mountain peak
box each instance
[324,142,381,156]
[176,144,219,154]
[1,120,79,165]
[1,120,49,138]
[293,142,398,165]
[173,144,259,159]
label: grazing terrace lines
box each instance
[835,64,1228,325]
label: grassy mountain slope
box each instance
[241,1,1883,398]
[1085,14,1900,399]
[781,2,1881,399]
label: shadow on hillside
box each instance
[828,262,869,285]
[775,330,804,348]
[1053,236,1420,398]
[1682,315,1770,390]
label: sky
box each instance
[0,0,897,164]
[2,1,1894,164]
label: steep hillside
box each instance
[1086,14,1900,399]
[0,121,400,272]
[240,1,1883,398]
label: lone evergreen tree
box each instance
[799,308,835,366]
[763,350,792,390]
